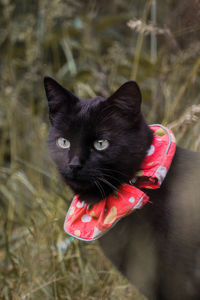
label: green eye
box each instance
[57,137,70,149]
[94,139,109,151]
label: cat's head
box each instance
[44,77,153,203]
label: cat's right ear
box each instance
[44,76,78,124]
[106,81,142,116]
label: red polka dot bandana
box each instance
[64,124,176,241]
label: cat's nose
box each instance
[69,156,82,171]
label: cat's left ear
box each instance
[107,81,142,115]
[44,76,78,124]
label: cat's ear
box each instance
[44,76,78,124]
[107,81,141,116]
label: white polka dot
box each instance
[129,196,135,203]
[76,201,85,208]
[81,214,92,223]
[132,197,144,210]
[92,227,103,239]
[156,138,162,141]
[146,145,155,156]
[155,166,167,184]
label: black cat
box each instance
[44,77,200,300]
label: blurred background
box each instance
[0,0,200,299]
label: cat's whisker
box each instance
[98,177,124,198]
[94,180,106,199]
[97,167,128,178]
[98,177,118,192]
[102,173,121,183]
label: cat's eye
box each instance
[94,139,109,151]
[57,137,70,149]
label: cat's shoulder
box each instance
[165,145,200,197]
[173,145,200,173]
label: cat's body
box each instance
[99,146,200,300]
[44,77,200,300]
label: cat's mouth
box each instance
[61,174,95,192]
[59,166,129,203]
[60,171,122,202]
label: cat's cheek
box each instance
[89,150,107,165]
[49,149,69,168]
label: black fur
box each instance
[44,77,200,300]
[44,77,153,203]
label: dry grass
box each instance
[0,0,200,299]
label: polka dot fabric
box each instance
[64,125,176,241]
[135,124,176,189]
[64,186,149,241]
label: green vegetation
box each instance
[0,0,199,299]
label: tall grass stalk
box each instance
[130,0,153,81]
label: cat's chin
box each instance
[63,177,93,193]
[64,178,116,204]
[60,173,117,204]
[78,187,114,204]
[78,192,103,204]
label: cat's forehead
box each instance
[52,96,105,135]
[78,96,105,115]
[72,96,105,126]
